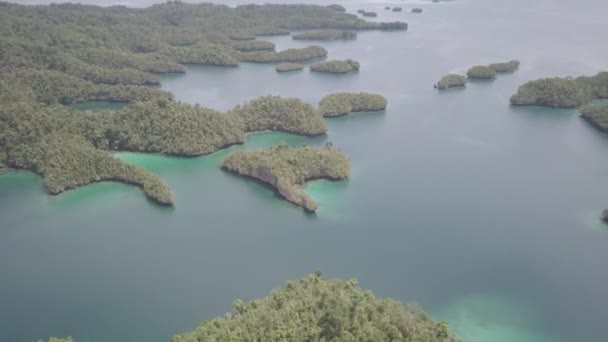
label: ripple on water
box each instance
[435,293,558,342]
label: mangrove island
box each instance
[221,145,351,212]
[580,104,608,133]
[275,63,304,72]
[318,93,388,117]
[292,30,357,40]
[310,59,360,74]
[435,74,468,89]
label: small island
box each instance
[467,65,497,80]
[489,60,520,73]
[602,209,608,223]
[275,63,304,72]
[385,6,391,10]
[357,9,365,14]
[310,59,360,74]
[392,7,403,12]
[580,104,608,133]
[318,92,388,117]
[412,8,424,13]
[362,11,378,17]
[292,30,357,41]
[435,74,467,89]
[221,145,351,212]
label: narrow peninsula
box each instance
[580,104,608,133]
[435,74,467,89]
[311,59,360,74]
[221,145,351,212]
[318,93,388,117]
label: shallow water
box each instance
[2,0,608,341]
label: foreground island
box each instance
[222,145,351,212]
[318,92,388,117]
[43,273,457,342]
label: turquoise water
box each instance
[2,0,608,341]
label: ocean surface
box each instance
[2,0,608,341]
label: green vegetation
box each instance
[222,145,349,211]
[467,65,497,80]
[318,93,388,117]
[173,272,458,341]
[239,46,328,63]
[292,30,357,40]
[230,96,327,136]
[435,74,467,89]
[489,60,520,73]
[510,71,608,108]
[276,63,304,72]
[310,59,360,74]
[109,98,245,156]
[580,104,608,133]
[0,1,409,206]
[232,40,276,52]
[0,91,174,205]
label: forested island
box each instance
[239,46,328,63]
[276,63,304,72]
[435,74,467,89]
[0,1,411,205]
[510,71,608,108]
[489,60,520,73]
[293,30,357,40]
[310,59,361,74]
[412,8,424,13]
[222,145,350,212]
[318,93,388,117]
[43,273,457,342]
[467,65,497,79]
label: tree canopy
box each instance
[435,74,467,89]
[310,60,360,74]
[173,272,458,342]
[318,93,388,117]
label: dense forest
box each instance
[318,93,388,117]
[222,144,350,212]
[510,71,608,108]
[580,104,608,133]
[0,1,408,204]
[43,273,457,342]
[292,30,357,40]
[435,74,467,89]
[466,65,496,80]
[310,59,360,74]
[276,62,304,72]
[173,272,458,342]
